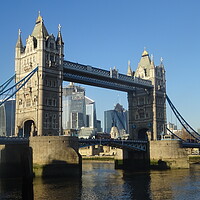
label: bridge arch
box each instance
[137,128,149,141]
[24,120,36,137]
[17,118,37,137]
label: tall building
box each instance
[104,103,128,137]
[63,83,86,130]
[0,100,15,136]
[62,83,99,137]
[85,96,97,128]
[15,13,64,136]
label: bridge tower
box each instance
[128,50,166,140]
[15,13,64,136]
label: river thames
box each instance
[1,161,200,200]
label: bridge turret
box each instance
[15,29,24,73]
[56,24,64,67]
[127,60,133,76]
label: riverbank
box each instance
[82,156,114,162]
[189,155,200,164]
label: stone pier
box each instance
[150,140,189,169]
[0,144,33,178]
[114,145,150,170]
[29,136,82,177]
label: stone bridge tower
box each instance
[15,14,64,136]
[128,50,166,140]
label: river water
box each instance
[1,161,200,200]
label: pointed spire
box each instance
[56,24,64,45]
[58,24,61,32]
[32,12,49,38]
[150,54,154,65]
[160,57,163,64]
[36,11,43,24]
[160,57,164,69]
[16,29,23,49]
[142,47,149,57]
[127,60,132,76]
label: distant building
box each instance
[62,83,100,137]
[104,103,128,137]
[167,122,177,132]
[96,120,102,132]
[63,83,86,130]
[85,96,97,129]
[110,125,120,139]
[0,100,15,136]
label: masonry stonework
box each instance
[15,14,64,137]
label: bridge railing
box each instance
[78,138,148,151]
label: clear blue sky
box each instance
[0,0,200,130]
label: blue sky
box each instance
[0,0,200,130]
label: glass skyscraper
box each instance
[63,83,86,130]
[0,99,15,136]
[62,83,99,137]
[104,103,128,137]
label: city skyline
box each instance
[0,1,200,129]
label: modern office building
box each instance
[104,103,128,137]
[0,99,15,136]
[63,83,86,130]
[62,83,99,137]
[85,96,97,129]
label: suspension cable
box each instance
[166,95,200,141]
[0,74,15,93]
[0,67,38,107]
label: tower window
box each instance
[144,69,147,76]
[50,43,54,49]
[50,54,54,62]
[48,99,52,106]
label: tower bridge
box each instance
[0,14,196,178]
[12,13,166,141]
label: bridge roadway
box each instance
[63,60,153,92]
[79,138,147,151]
[0,136,199,150]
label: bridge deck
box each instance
[79,138,148,151]
[63,61,153,92]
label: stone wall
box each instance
[0,144,33,178]
[150,140,189,169]
[29,136,82,177]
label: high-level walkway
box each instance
[63,60,153,92]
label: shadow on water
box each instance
[41,160,82,178]
[22,179,34,200]
[123,171,152,200]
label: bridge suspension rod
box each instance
[0,74,15,93]
[166,95,200,141]
[0,67,38,107]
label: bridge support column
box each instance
[29,136,82,177]
[150,140,189,169]
[0,144,33,179]
[114,145,150,170]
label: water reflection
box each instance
[1,162,200,199]
[81,162,126,200]
[33,177,82,200]
[123,171,151,200]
